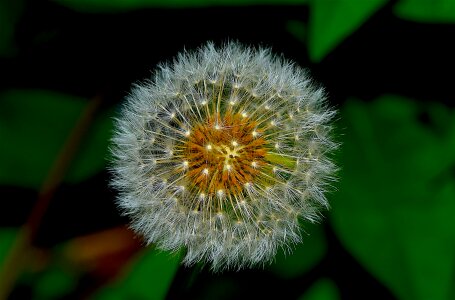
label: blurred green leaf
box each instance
[269,221,326,279]
[308,0,386,62]
[286,20,306,45]
[298,278,340,300]
[0,0,24,57]
[53,0,307,12]
[0,90,85,189]
[65,106,114,183]
[0,90,113,189]
[0,228,17,266]
[94,249,181,300]
[34,264,77,300]
[395,0,455,22]
[330,96,455,300]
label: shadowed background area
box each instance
[1,0,455,299]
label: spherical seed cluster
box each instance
[110,42,337,271]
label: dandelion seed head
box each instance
[110,41,337,271]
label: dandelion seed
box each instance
[110,41,337,271]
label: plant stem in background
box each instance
[0,96,102,300]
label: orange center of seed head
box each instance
[183,112,267,197]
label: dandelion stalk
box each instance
[110,42,337,271]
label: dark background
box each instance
[1,0,455,299]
